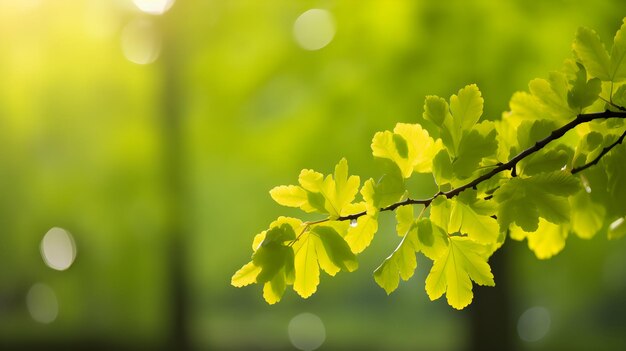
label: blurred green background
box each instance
[1,0,626,350]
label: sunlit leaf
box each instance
[570,190,606,239]
[573,26,611,81]
[374,227,419,294]
[509,220,568,259]
[450,84,484,131]
[610,18,626,82]
[425,236,495,310]
[567,63,601,110]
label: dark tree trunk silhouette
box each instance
[469,242,515,351]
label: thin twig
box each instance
[572,128,626,174]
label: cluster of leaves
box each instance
[232,18,626,309]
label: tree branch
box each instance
[337,110,626,222]
[571,127,626,174]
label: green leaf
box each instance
[253,244,293,284]
[371,123,443,178]
[528,73,576,120]
[430,196,454,233]
[293,232,320,298]
[494,171,581,231]
[567,63,601,110]
[527,170,583,196]
[344,213,379,253]
[516,119,557,151]
[570,190,606,239]
[230,218,302,303]
[416,218,449,260]
[361,162,406,215]
[432,149,454,189]
[392,133,409,158]
[424,95,459,154]
[231,261,262,288]
[423,95,450,126]
[610,18,626,82]
[263,267,287,305]
[262,223,296,246]
[604,145,626,217]
[451,192,500,244]
[453,123,498,178]
[510,220,569,259]
[520,149,569,176]
[270,185,308,208]
[322,158,361,217]
[507,91,544,121]
[612,84,626,109]
[573,26,611,81]
[312,226,358,272]
[271,160,360,217]
[425,236,495,310]
[450,84,484,131]
[374,228,419,294]
[395,204,414,237]
[298,169,324,192]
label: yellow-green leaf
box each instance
[573,26,611,81]
[371,123,442,178]
[510,220,569,259]
[450,84,484,131]
[298,169,324,192]
[570,190,605,239]
[611,18,626,81]
[293,232,319,298]
[395,204,414,237]
[345,214,379,253]
[270,185,308,208]
[416,218,449,260]
[450,199,500,244]
[263,269,286,305]
[319,158,361,217]
[373,227,419,294]
[231,261,261,287]
[312,226,358,272]
[425,236,495,310]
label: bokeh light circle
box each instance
[288,312,326,351]
[293,9,335,51]
[517,306,551,342]
[121,18,161,65]
[132,0,175,15]
[26,283,58,324]
[40,227,76,271]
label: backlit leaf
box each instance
[374,228,419,294]
[450,84,484,131]
[509,220,568,259]
[573,26,611,80]
[425,236,495,310]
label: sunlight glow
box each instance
[26,283,58,324]
[288,312,326,351]
[40,227,76,271]
[293,9,335,51]
[517,306,551,342]
[121,18,161,65]
[132,0,175,15]
[84,0,119,39]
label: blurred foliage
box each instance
[0,0,625,350]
